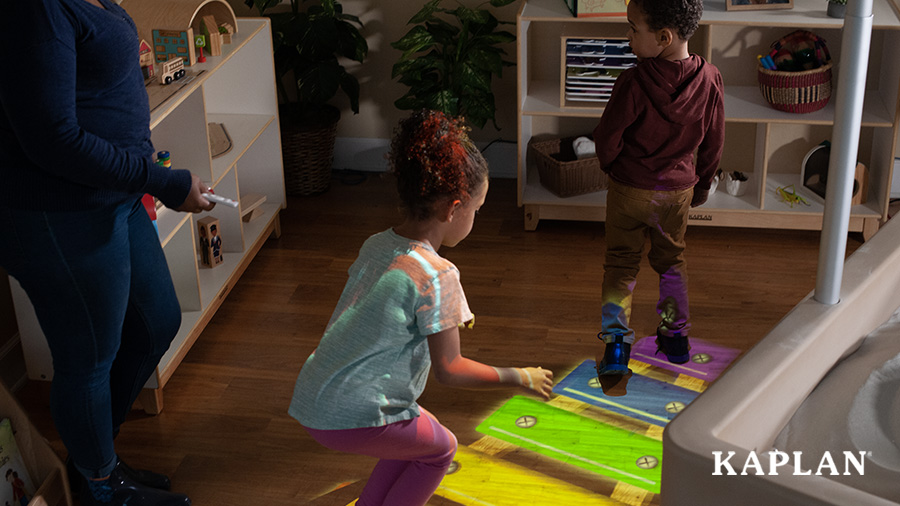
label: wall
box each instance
[226,0,900,182]
[226,0,522,176]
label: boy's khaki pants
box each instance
[600,179,693,344]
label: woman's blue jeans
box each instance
[0,198,181,479]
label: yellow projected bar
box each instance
[436,446,626,506]
[629,360,708,393]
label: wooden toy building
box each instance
[121,0,238,66]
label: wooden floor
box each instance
[16,173,863,505]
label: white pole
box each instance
[814,0,873,305]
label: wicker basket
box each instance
[281,108,340,196]
[530,137,607,198]
[757,63,832,114]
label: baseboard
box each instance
[333,137,518,179]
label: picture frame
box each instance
[726,0,793,11]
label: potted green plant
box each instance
[826,0,847,18]
[248,0,368,194]
[390,0,517,130]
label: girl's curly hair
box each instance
[631,0,703,41]
[389,110,489,220]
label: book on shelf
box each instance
[1,418,36,506]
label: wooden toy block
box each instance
[200,15,223,56]
[152,27,196,66]
[219,23,234,44]
[197,216,223,268]
[120,0,238,54]
[138,39,155,81]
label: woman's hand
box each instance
[519,367,554,400]
[176,174,216,213]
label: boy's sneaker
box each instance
[655,329,691,364]
[597,333,631,376]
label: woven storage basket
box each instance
[530,137,607,197]
[757,62,832,114]
[281,113,339,196]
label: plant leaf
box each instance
[424,19,460,47]
[389,0,515,129]
[296,59,342,106]
[475,31,516,46]
[340,72,361,113]
[425,90,459,117]
[469,45,505,75]
[460,91,494,129]
[457,60,494,92]
[336,20,368,62]
[391,56,440,80]
[391,25,435,58]
[395,94,426,111]
[251,0,282,15]
[298,16,338,61]
[409,0,442,24]
[455,6,491,26]
[318,0,336,17]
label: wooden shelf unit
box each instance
[517,0,900,238]
[11,18,286,414]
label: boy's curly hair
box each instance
[389,110,489,220]
[631,0,703,41]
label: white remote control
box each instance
[202,193,239,208]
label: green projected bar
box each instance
[476,396,662,494]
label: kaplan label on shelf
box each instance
[564,0,628,17]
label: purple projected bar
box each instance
[630,336,741,382]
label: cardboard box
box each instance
[564,0,628,17]
[1,381,72,506]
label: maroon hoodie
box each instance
[593,54,724,192]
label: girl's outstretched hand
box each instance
[520,367,554,400]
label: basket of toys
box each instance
[530,136,607,197]
[757,30,832,114]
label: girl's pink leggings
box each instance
[303,408,457,506]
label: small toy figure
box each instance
[197,216,223,268]
[198,222,210,266]
[776,184,810,207]
[210,224,222,265]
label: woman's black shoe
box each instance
[68,457,172,498]
[80,460,190,506]
[118,459,172,491]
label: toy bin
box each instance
[757,62,832,114]
[529,137,607,198]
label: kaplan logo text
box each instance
[711,450,867,476]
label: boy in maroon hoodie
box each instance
[593,0,724,375]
